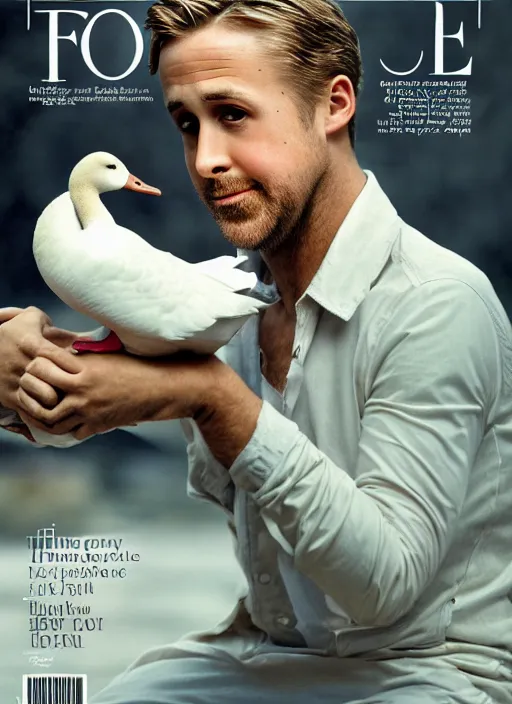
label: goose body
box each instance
[24,152,278,448]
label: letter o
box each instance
[80,10,143,80]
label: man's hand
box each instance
[16,346,228,441]
[0,306,80,417]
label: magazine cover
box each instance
[1,0,510,702]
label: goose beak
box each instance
[124,173,161,196]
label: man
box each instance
[1,0,511,701]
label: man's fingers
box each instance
[0,307,25,324]
[18,404,82,436]
[20,306,52,328]
[24,356,77,390]
[43,325,79,348]
[16,388,53,425]
[43,414,83,436]
[18,372,60,408]
[17,389,78,429]
[29,345,83,377]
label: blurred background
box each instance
[0,0,510,699]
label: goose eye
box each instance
[107,164,117,170]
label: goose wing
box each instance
[35,218,267,342]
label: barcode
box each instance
[22,675,87,704]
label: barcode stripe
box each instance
[23,675,86,704]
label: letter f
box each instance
[36,10,88,82]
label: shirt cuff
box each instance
[181,418,235,513]
[229,401,301,493]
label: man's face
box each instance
[159,23,330,253]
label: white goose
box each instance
[34,151,277,357]
[3,152,278,448]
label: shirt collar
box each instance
[237,170,401,321]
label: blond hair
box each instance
[145,0,363,147]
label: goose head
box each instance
[68,152,161,197]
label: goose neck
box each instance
[69,182,115,229]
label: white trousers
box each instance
[90,627,495,704]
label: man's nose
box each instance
[194,124,231,178]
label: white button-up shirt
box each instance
[181,171,512,701]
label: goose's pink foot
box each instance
[72,330,124,354]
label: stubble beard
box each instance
[209,169,327,255]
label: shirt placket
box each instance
[235,300,319,644]
[284,297,319,417]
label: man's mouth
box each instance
[212,188,254,203]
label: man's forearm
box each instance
[194,366,263,469]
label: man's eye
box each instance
[176,107,247,135]
[219,107,247,123]
[177,114,198,135]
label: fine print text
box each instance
[25,525,141,652]
[377,80,471,137]
[28,85,154,107]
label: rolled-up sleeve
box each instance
[228,279,500,627]
[180,418,236,514]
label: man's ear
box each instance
[324,75,356,137]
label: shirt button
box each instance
[275,615,291,627]
[258,573,271,585]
